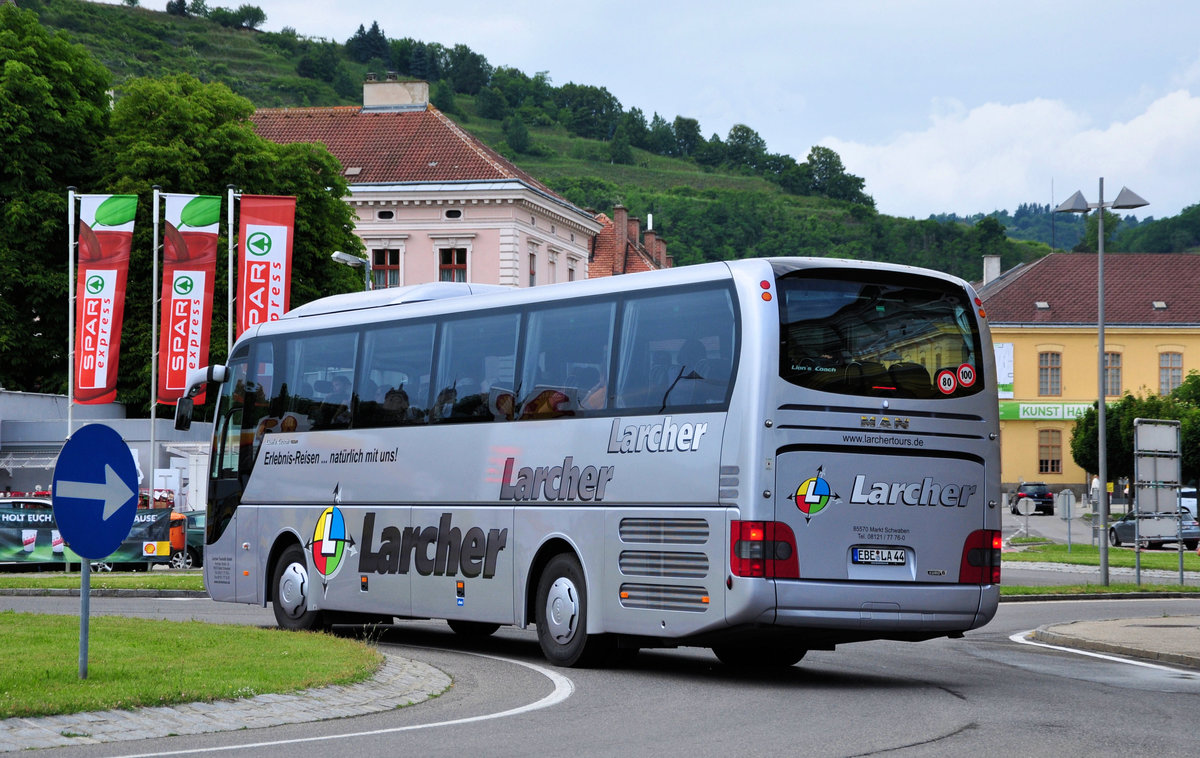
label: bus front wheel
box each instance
[535,554,611,667]
[272,544,325,632]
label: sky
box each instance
[171,1,1200,219]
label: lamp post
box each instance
[330,250,371,291]
[1054,179,1147,585]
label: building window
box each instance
[439,248,466,282]
[1104,352,1121,397]
[1038,429,1062,474]
[1160,352,1183,394]
[377,210,394,220]
[548,259,556,285]
[445,209,462,219]
[372,249,400,289]
[529,252,537,287]
[1038,352,1061,396]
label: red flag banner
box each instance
[158,194,221,405]
[74,194,137,405]
[237,195,295,338]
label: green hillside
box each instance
[17,0,1124,280]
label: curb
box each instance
[0,588,208,598]
[1031,625,1200,670]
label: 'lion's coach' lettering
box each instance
[358,512,507,578]
[849,475,976,508]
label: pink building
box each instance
[252,75,602,288]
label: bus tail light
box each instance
[959,530,1001,584]
[731,520,799,578]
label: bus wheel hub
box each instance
[546,577,579,643]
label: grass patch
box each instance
[0,611,382,719]
[1001,582,1200,596]
[0,571,205,592]
[1004,542,1200,572]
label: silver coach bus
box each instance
[179,257,1001,667]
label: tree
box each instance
[1071,392,1200,487]
[1074,208,1122,252]
[447,44,491,95]
[0,4,112,393]
[234,4,265,29]
[608,123,633,165]
[646,113,674,156]
[475,86,509,120]
[165,0,188,16]
[724,124,767,171]
[430,79,456,114]
[672,116,702,157]
[187,0,209,16]
[346,21,389,66]
[96,74,363,413]
[502,116,530,154]
[805,145,873,206]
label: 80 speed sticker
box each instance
[936,369,957,394]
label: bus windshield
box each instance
[777,269,984,399]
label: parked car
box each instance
[1108,510,1200,550]
[170,511,205,569]
[1009,482,1054,515]
[1180,488,1197,520]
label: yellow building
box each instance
[978,252,1200,492]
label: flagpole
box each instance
[227,185,237,357]
[67,187,77,439]
[151,186,161,500]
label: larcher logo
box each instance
[788,465,841,522]
[306,505,357,593]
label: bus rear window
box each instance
[777,271,983,399]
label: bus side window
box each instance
[432,313,519,423]
[357,322,435,427]
[615,285,737,412]
[282,333,357,430]
[518,301,614,419]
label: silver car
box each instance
[1108,510,1200,550]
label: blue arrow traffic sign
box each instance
[52,424,139,560]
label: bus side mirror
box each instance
[174,398,194,431]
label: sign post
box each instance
[52,424,139,679]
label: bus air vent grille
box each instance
[619,518,709,544]
[619,550,710,578]
[618,583,711,612]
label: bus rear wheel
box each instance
[712,641,806,668]
[272,544,325,631]
[535,554,611,667]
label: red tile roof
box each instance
[980,252,1200,325]
[589,213,666,278]
[250,105,558,196]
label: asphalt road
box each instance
[5,594,1200,757]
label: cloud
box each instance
[823,91,1200,219]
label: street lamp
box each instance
[330,250,371,291]
[1054,178,1147,585]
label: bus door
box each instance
[206,341,273,604]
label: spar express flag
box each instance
[237,195,295,338]
[158,195,221,404]
[74,194,137,404]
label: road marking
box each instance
[107,646,574,757]
[1010,629,1199,675]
